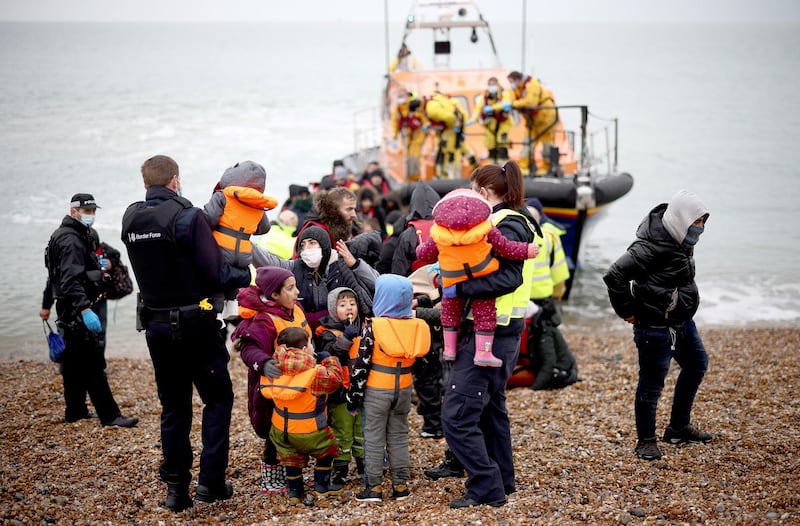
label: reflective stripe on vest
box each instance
[490,209,536,326]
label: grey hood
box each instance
[662,190,709,245]
[406,183,441,221]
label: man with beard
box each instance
[295,187,359,253]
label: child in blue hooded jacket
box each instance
[346,275,431,502]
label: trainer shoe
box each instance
[635,438,663,461]
[419,430,444,439]
[663,424,714,444]
[355,485,383,502]
[260,463,287,494]
[392,484,411,500]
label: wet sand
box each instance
[1,327,798,525]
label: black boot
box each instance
[164,476,192,512]
[424,449,465,480]
[314,457,340,497]
[285,466,304,504]
[355,456,365,479]
[328,459,349,492]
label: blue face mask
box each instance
[683,224,704,246]
[79,214,95,228]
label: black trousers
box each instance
[60,300,120,423]
[145,314,234,488]
[412,332,444,435]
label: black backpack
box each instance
[99,242,134,300]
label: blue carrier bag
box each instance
[44,320,66,363]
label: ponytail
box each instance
[470,161,525,209]
[501,161,524,209]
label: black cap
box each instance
[70,193,100,209]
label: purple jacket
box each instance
[232,285,303,438]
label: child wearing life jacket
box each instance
[346,274,431,502]
[231,266,311,495]
[204,160,278,300]
[260,326,344,505]
[416,188,539,367]
[315,287,365,492]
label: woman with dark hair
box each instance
[253,225,377,330]
[438,161,539,508]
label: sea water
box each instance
[1,21,799,361]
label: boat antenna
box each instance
[384,0,390,74]
[521,0,527,71]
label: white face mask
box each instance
[509,82,517,90]
[300,247,323,268]
[79,214,95,227]
[488,85,498,94]
[396,97,407,105]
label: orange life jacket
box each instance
[213,186,278,256]
[314,325,360,389]
[408,219,434,271]
[260,365,328,435]
[266,307,311,340]
[430,221,499,287]
[366,317,430,391]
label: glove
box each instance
[98,257,109,271]
[262,359,281,380]
[502,101,512,112]
[315,351,331,362]
[422,123,430,131]
[442,284,457,299]
[427,262,440,275]
[453,126,461,134]
[81,309,102,333]
[484,106,494,114]
[466,118,475,126]
[344,321,360,339]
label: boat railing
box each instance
[586,111,619,176]
[352,105,382,166]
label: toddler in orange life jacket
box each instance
[259,326,343,506]
[346,274,431,503]
[203,161,278,300]
[315,287,365,491]
[416,188,538,368]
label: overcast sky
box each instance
[0,0,798,23]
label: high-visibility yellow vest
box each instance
[488,208,536,326]
[530,222,570,300]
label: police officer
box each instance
[41,193,138,428]
[121,155,251,512]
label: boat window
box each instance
[451,95,470,115]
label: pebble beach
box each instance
[1,326,798,525]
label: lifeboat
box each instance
[342,0,633,299]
